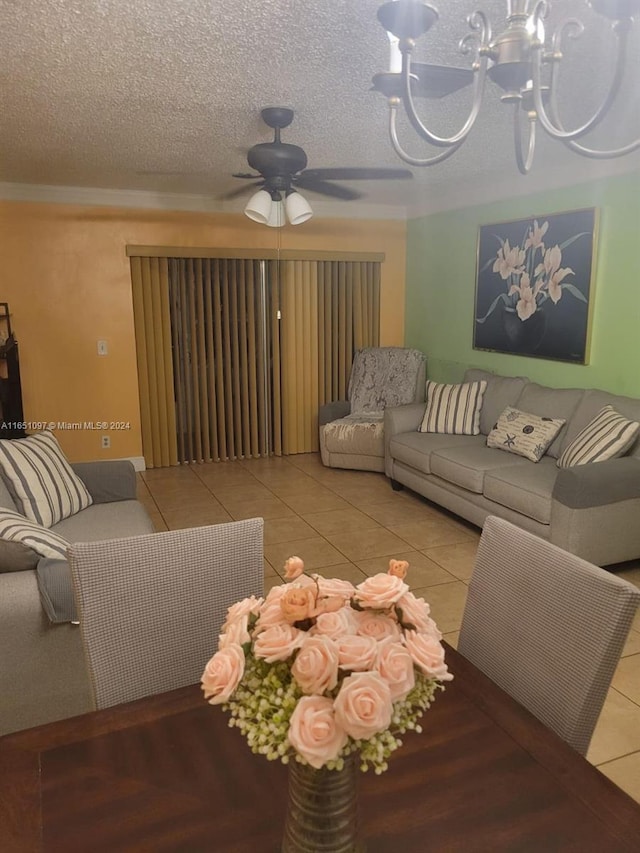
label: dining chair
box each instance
[458,515,640,756]
[68,518,264,710]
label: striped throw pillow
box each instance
[419,380,487,435]
[0,508,70,559]
[0,431,92,527]
[557,406,640,468]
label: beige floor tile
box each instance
[587,688,640,765]
[356,551,457,588]
[329,479,398,507]
[153,492,227,512]
[622,629,640,658]
[162,505,233,529]
[212,483,275,505]
[249,470,319,493]
[442,631,460,649]
[389,519,475,551]
[280,490,352,515]
[424,541,480,582]
[311,563,368,584]
[617,565,640,589]
[413,581,468,634]
[263,574,283,594]
[302,507,381,537]
[194,465,259,489]
[142,466,198,483]
[225,497,296,521]
[324,528,413,562]
[263,516,318,545]
[264,537,347,572]
[612,653,640,704]
[149,512,168,532]
[362,499,443,528]
[263,559,278,579]
[597,750,640,803]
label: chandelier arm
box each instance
[562,136,640,158]
[398,49,489,149]
[388,105,465,166]
[532,16,631,142]
[513,107,537,176]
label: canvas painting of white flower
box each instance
[473,208,597,363]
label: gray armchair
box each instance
[319,347,427,472]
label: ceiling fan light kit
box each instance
[231,106,413,226]
[373,0,640,173]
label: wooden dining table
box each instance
[1,644,639,852]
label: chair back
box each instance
[347,347,427,414]
[69,518,264,710]
[458,516,640,755]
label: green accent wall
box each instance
[405,170,640,396]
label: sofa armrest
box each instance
[319,401,351,426]
[552,457,640,509]
[71,460,137,504]
[384,402,425,437]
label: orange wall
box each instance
[0,201,406,462]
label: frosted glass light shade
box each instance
[244,189,272,224]
[265,199,285,227]
[285,191,313,225]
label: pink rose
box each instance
[317,577,356,600]
[287,696,348,769]
[218,614,251,648]
[334,672,393,740]
[355,610,401,642]
[311,595,344,617]
[253,623,304,663]
[396,592,432,632]
[355,573,408,609]
[254,598,288,633]
[223,595,263,629]
[201,644,245,705]
[335,634,378,672]
[404,630,453,681]
[312,607,357,640]
[292,636,339,695]
[283,556,305,580]
[280,586,316,622]
[388,559,409,580]
[376,639,415,701]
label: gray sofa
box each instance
[385,368,640,567]
[0,460,154,735]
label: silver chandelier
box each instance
[372,0,640,173]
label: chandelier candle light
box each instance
[372,0,640,173]
[201,557,452,853]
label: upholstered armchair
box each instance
[319,347,427,471]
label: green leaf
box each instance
[561,282,588,303]
[475,292,511,324]
[559,231,589,251]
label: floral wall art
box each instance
[473,208,597,364]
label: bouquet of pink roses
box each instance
[201,557,452,773]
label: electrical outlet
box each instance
[97,340,108,356]
[101,435,110,449]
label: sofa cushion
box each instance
[430,445,530,494]
[0,431,93,527]
[513,384,584,458]
[560,390,640,460]
[483,459,559,524]
[52,499,155,541]
[557,406,640,468]
[36,558,77,623]
[0,538,40,573]
[0,508,70,559]
[419,380,487,435]
[388,433,485,476]
[487,407,566,463]
[463,369,529,435]
[321,416,384,458]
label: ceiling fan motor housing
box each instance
[247,142,308,181]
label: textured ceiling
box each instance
[0,0,638,214]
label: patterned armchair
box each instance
[319,347,427,472]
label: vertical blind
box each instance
[130,255,380,467]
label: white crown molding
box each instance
[407,154,640,219]
[0,182,409,221]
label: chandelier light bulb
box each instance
[244,189,272,224]
[285,191,314,225]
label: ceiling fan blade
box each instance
[300,167,413,181]
[293,178,363,201]
[232,172,261,179]
[219,181,264,200]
